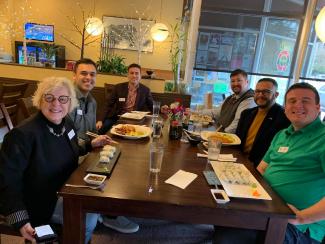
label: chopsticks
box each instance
[86,131,119,144]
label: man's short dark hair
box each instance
[257,78,278,90]
[128,63,141,71]
[230,69,247,79]
[285,82,320,105]
[74,58,97,73]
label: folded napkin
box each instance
[165,170,198,189]
[218,154,237,162]
[197,153,208,158]
[197,153,237,162]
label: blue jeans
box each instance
[284,224,320,244]
[51,197,99,244]
[213,224,321,244]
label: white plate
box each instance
[211,162,272,200]
[120,112,145,120]
[190,114,213,123]
[131,111,150,115]
[83,173,106,185]
[110,124,152,139]
[200,131,241,145]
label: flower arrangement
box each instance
[160,99,191,140]
[161,99,185,124]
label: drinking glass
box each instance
[192,122,202,135]
[152,117,163,138]
[152,101,161,118]
[208,137,222,161]
[149,142,164,173]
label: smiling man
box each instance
[236,78,290,167]
[257,82,325,243]
[68,58,98,142]
[97,63,153,134]
[214,83,325,244]
[211,69,256,133]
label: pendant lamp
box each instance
[315,6,325,42]
[150,0,169,42]
[85,17,104,36]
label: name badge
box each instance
[77,109,83,115]
[119,97,126,102]
[278,146,289,153]
[68,129,75,140]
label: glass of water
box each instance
[152,117,163,138]
[208,137,222,162]
[149,142,164,173]
[152,101,161,118]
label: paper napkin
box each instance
[165,170,198,189]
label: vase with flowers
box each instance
[161,99,185,140]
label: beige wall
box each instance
[0,0,183,71]
[0,63,165,92]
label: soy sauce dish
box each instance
[83,173,106,185]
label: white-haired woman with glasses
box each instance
[0,77,111,243]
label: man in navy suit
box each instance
[236,78,290,167]
[97,63,153,134]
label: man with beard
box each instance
[211,69,256,133]
[236,78,290,167]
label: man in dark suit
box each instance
[236,78,290,167]
[96,63,153,134]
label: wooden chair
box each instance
[17,97,37,120]
[104,83,115,101]
[0,103,14,131]
[0,83,28,126]
[151,92,191,108]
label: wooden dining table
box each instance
[58,118,294,244]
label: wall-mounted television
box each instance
[24,22,54,42]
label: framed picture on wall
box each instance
[102,16,154,52]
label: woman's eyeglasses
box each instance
[43,94,71,104]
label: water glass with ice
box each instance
[208,137,222,161]
[152,101,161,118]
[152,117,163,138]
[149,142,164,173]
[192,122,202,135]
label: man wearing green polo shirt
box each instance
[258,82,325,243]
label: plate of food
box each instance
[201,131,241,145]
[190,114,213,125]
[110,124,152,139]
[120,112,145,120]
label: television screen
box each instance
[16,44,56,66]
[24,22,54,42]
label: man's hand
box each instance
[96,121,103,130]
[19,223,35,242]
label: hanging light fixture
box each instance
[150,0,169,42]
[85,17,104,36]
[315,6,325,42]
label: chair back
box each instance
[0,83,28,125]
[0,103,13,143]
[0,103,13,131]
[18,97,37,119]
[104,83,115,101]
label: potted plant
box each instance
[97,54,128,75]
[169,19,186,93]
